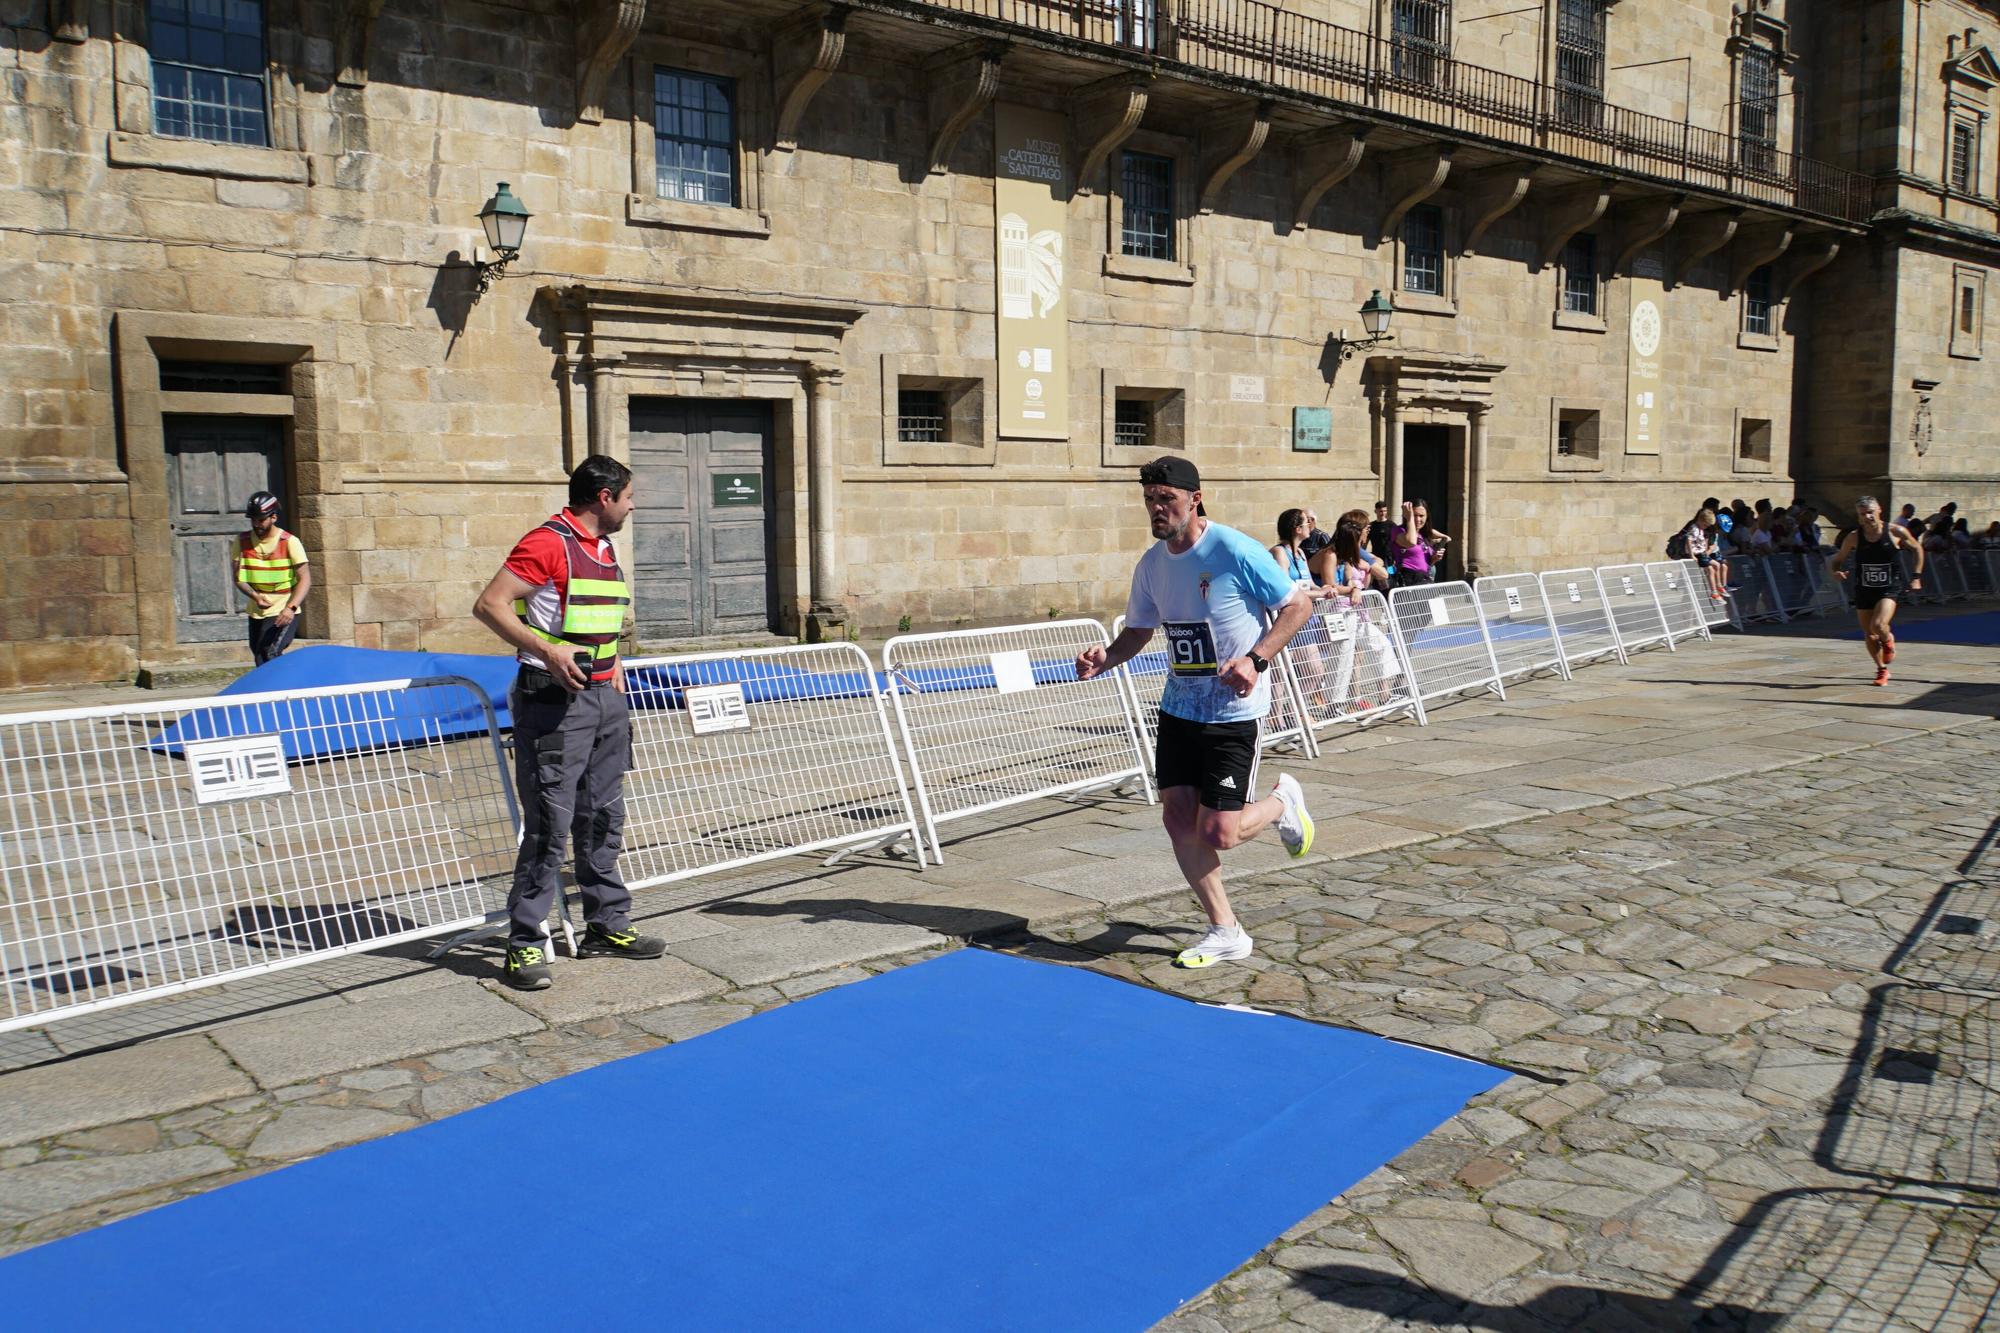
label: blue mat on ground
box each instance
[1841,610,2000,646]
[0,948,1507,1332]
[147,646,521,761]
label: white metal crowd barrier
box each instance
[1898,550,1945,605]
[1729,555,1792,622]
[1282,590,1424,730]
[1599,563,1676,653]
[1538,568,1627,667]
[1471,573,1571,684]
[1798,555,1850,616]
[617,643,927,885]
[1932,548,1971,600]
[1644,562,1711,644]
[884,620,1154,863]
[1113,615,1319,766]
[1387,580,1506,709]
[1961,549,1998,599]
[0,678,518,1034]
[1764,553,1825,618]
[1678,558,1736,629]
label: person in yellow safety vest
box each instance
[471,455,666,992]
[235,491,312,665]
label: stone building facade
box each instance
[0,0,1991,687]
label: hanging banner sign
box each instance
[1626,279,1665,456]
[994,103,1069,440]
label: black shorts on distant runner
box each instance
[1155,711,1261,812]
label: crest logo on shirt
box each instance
[1199,572,1212,599]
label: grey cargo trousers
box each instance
[507,673,635,947]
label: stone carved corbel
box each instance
[1535,178,1612,271]
[54,0,89,42]
[1288,124,1370,234]
[575,0,648,125]
[775,5,850,152]
[1377,144,1454,247]
[1197,101,1272,215]
[924,41,1005,177]
[1612,192,1683,274]
[1071,73,1151,196]
[1460,161,1537,255]
[334,0,388,86]
[1669,207,1741,288]
[1780,232,1841,301]
[1729,221,1795,295]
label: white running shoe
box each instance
[1274,773,1314,858]
[1176,923,1254,969]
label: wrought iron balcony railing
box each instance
[893,0,1874,223]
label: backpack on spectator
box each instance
[1664,528,1691,560]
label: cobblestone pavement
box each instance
[0,623,1996,1330]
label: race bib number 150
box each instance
[1163,621,1219,677]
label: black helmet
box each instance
[245,491,280,520]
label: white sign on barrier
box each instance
[1430,599,1451,625]
[1503,588,1522,615]
[991,650,1035,695]
[685,683,751,735]
[1324,614,1354,642]
[1620,576,1637,596]
[185,734,291,804]
[1566,583,1582,602]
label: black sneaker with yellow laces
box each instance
[502,944,552,991]
[576,923,667,960]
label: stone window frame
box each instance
[1100,369,1193,466]
[1951,264,1986,360]
[106,0,308,184]
[1393,202,1457,317]
[627,39,771,238]
[1553,231,1606,331]
[879,353,995,466]
[1946,105,1989,200]
[111,309,342,658]
[1733,409,1776,474]
[1738,263,1779,351]
[1548,398,1604,473]
[1103,131,1196,286]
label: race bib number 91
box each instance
[1163,621,1219,677]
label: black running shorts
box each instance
[1154,711,1262,812]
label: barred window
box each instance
[1745,264,1775,336]
[149,0,268,146]
[1402,204,1444,297]
[1557,409,1600,462]
[655,68,737,205]
[1561,233,1598,315]
[897,388,948,444]
[1738,46,1779,174]
[1390,0,1450,86]
[1114,398,1153,449]
[1952,120,1979,195]
[1554,0,1607,129]
[1120,152,1175,261]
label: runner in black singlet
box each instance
[1832,496,1925,686]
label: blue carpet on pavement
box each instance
[1842,610,2000,646]
[0,948,1507,1332]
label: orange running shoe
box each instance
[1873,667,1890,686]
[1881,632,1896,664]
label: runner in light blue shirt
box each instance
[1076,455,1318,971]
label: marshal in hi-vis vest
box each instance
[237,528,304,618]
[513,516,631,682]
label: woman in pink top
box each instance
[1390,499,1450,588]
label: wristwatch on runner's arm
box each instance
[1247,651,1270,673]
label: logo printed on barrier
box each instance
[185,734,291,804]
[1503,588,1523,615]
[1323,612,1355,642]
[1566,582,1582,603]
[1621,576,1637,595]
[686,683,751,735]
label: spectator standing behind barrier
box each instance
[235,491,311,665]
[471,455,666,992]
[1298,507,1332,561]
[1075,455,1316,971]
[1365,501,1396,563]
[1336,509,1395,589]
[1390,499,1448,587]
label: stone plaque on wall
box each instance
[1626,277,1665,456]
[994,104,1069,440]
[1292,407,1331,452]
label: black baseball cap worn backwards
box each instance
[1138,455,1200,492]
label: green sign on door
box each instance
[711,472,763,507]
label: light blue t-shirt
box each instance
[1126,521,1300,723]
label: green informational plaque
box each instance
[711,472,763,506]
[1292,407,1332,453]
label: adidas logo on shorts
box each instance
[1219,775,1236,789]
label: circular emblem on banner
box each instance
[1025,378,1044,400]
[1016,350,1032,369]
[1631,299,1662,357]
